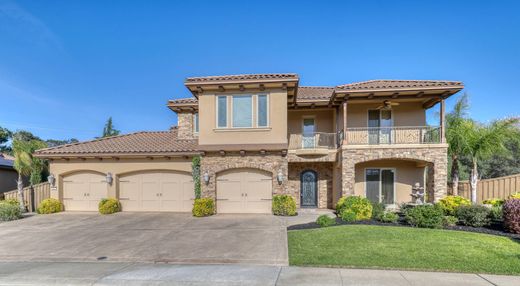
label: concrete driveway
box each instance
[0,212,295,265]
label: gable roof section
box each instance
[185,73,299,85]
[34,130,198,158]
[336,80,463,91]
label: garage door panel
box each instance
[62,172,107,211]
[182,180,195,212]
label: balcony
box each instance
[344,126,441,145]
[288,132,337,155]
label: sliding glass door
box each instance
[368,110,393,144]
[365,169,395,204]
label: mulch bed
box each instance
[288,216,520,240]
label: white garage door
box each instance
[216,168,272,214]
[119,171,194,212]
[63,172,108,211]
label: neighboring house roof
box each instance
[0,153,14,169]
[297,86,334,101]
[336,80,464,91]
[185,73,299,84]
[34,130,198,157]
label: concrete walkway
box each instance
[0,262,518,286]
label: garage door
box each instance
[216,168,272,214]
[119,171,193,212]
[63,172,108,211]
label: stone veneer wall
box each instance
[341,146,448,202]
[288,162,333,209]
[200,152,289,199]
[177,112,194,139]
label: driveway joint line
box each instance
[398,271,413,286]
[476,273,499,286]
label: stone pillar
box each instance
[341,158,355,197]
[433,154,448,202]
[177,112,194,139]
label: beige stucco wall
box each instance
[347,102,426,128]
[0,168,18,194]
[197,90,288,148]
[49,158,192,200]
[287,109,335,135]
[354,160,425,204]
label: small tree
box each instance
[192,156,201,199]
[102,117,120,138]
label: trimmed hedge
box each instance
[336,196,372,221]
[272,195,297,216]
[455,205,491,227]
[503,199,520,234]
[405,204,444,228]
[98,198,121,215]
[438,196,470,216]
[37,198,62,214]
[0,201,22,221]
[192,198,215,217]
[316,214,336,227]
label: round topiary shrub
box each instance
[438,196,470,216]
[341,210,357,222]
[272,195,297,216]
[98,198,121,215]
[37,198,63,214]
[192,198,215,217]
[503,199,520,234]
[316,214,336,227]
[0,201,22,221]
[455,205,491,227]
[405,204,444,228]
[336,196,372,220]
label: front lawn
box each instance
[288,225,520,275]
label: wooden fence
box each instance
[2,182,51,212]
[450,173,520,203]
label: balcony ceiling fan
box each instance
[376,100,400,110]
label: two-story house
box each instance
[35,74,463,213]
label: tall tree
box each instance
[45,138,79,148]
[465,118,520,203]
[445,94,471,195]
[0,126,12,153]
[12,130,41,142]
[102,117,120,138]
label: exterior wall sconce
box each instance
[47,174,56,187]
[277,169,284,185]
[203,172,210,185]
[106,172,113,185]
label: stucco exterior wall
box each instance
[347,102,426,128]
[287,109,335,135]
[288,162,333,209]
[49,158,192,200]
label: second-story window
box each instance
[193,113,199,133]
[217,96,227,128]
[232,95,252,128]
[257,94,268,127]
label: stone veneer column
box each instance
[177,112,194,139]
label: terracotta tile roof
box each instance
[169,98,198,104]
[297,86,334,101]
[34,130,198,157]
[336,80,463,91]
[185,73,298,84]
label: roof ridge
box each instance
[299,86,335,89]
[339,79,462,87]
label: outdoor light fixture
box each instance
[277,169,284,185]
[203,172,210,185]
[106,172,113,185]
[47,174,56,187]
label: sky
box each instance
[0,0,519,141]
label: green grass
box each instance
[288,225,520,275]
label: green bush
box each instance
[272,195,296,216]
[3,199,20,207]
[98,198,121,215]
[405,204,444,228]
[380,211,399,223]
[455,205,491,227]
[341,210,357,222]
[489,206,503,221]
[482,198,505,207]
[0,201,22,221]
[336,196,372,220]
[503,199,520,234]
[443,215,458,227]
[192,198,215,217]
[438,196,471,216]
[37,198,62,214]
[371,201,385,220]
[316,214,336,227]
[509,193,520,199]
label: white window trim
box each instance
[256,94,269,128]
[215,93,270,130]
[364,167,397,205]
[231,94,254,128]
[193,113,199,134]
[216,95,228,128]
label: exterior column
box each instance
[341,153,355,197]
[440,99,446,143]
[342,101,348,144]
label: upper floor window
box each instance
[257,94,268,127]
[193,113,199,133]
[217,96,227,128]
[216,93,268,129]
[232,95,253,128]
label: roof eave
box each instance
[34,151,201,159]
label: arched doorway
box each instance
[300,170,317,207]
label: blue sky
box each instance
[0,0,518,141]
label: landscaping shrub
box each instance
[341,210,357,222]
[380,211,399,223]
[316,214,336,227]
[404,204,444,228]
[192,198,215,217]
[336,196,372,220]
[438,196,470,216]
[98,198,121,215]
[371,201,385,220]
[455,205,491,227]
[272,195,296,216]
[503,199,520,234]
[3,199,20,207]
[0,201,22,221]
[37,198,62,214]
[509,193,520,199]
[443,215,458,227]
[482,198,505,207]
[489,206,503,221]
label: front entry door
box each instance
[300,170,317,207]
